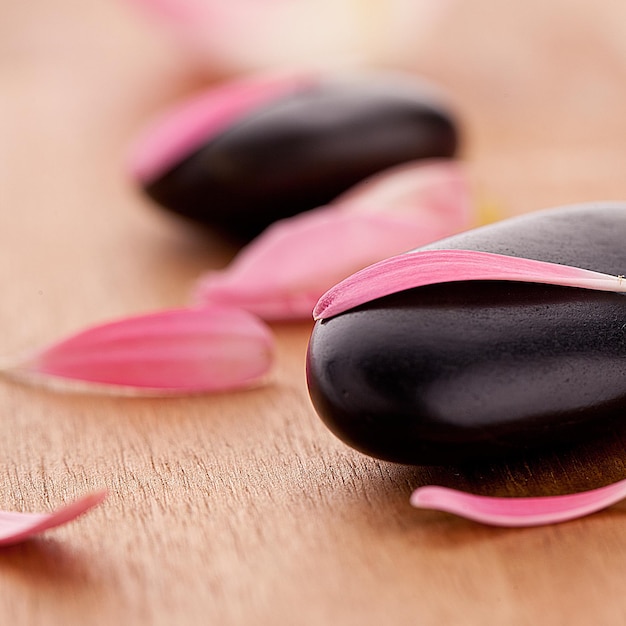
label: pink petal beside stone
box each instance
[0,490,107,547]
[9,306,274,394]
[194,160,473,320]
[314,249,626,320]
[410,481,626,527]
[128,72,314,184]
[331,159,469,219]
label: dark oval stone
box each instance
[306,203,626,464]
[145,76,458,239]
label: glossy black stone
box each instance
[145,77,458,239]
[306,203,626,464]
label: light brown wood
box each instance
[3,1,626,624]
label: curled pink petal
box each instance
[410,481,626,527]
[128,72,314,184]
[0,490,107,546]
[314,249,626,320]
[9,306,273,394]
[194,160,473,320]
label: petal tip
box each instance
[0,489,108,547]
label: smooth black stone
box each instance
[306,203,626,464]
[145,77,458,240]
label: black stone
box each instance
[306,203,626,464]
[145,77,458,240]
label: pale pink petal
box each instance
[0,490,107,546]
[331,159,469,219]
[127,0,290,29]
[126,0,200,23]
[8,306,273,393]
[194,160,473,320]
[410,481,626,527]
[128,72,315,184]
[314,249,626,320]
[125,0,451,74]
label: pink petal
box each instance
[125,0,451,74]
[314,249,626,320]
[410,481,626,527]
[331,159,469,218]
[0,490,107,546]
[125,0,203,24]
[127,0,290,29]
[194,160,473,321]
[9,306,273,393]
[128,72,314,184]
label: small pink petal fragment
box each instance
[410,481,626,527]
[194,160,473,320]
[314,249,626,320]
[0,490,107,547]
[128,72,314,184]
[14,306,273,393]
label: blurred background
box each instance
[3,0,626,222]
[2,0,626,326]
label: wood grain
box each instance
[2,1,626,624]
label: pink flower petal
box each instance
[410,481,626,527]
[331,159,469,218]
[126,0,203,24]
[314,249,626,320]
[125,0,451,74]
[0,490,107,546]
[9,306,273,393]
[128,72,315,184]
[194,160,473,320]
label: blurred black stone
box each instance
[145,77,459,240]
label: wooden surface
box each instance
[3,1,626,624]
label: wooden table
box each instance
[3,1,626,623]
